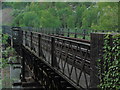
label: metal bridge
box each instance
[2,26,107,90]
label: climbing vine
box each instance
[98,33,120,89]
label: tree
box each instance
[9,2,118,31]
[75,5,86,28]
[91,2,118,31]
[39,10,61,28]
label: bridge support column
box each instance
[90,33,105,88]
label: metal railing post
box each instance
[21,47,26,82]
[67,28,70,37]
[83,29,86,39]
[38,34,41,57]
[25,31,27,46]
[31,32,33,50]
[51,37,57,67]
[74,28,77,38]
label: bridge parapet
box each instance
[21,30,91,89]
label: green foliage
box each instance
[91,2,118,31]
[2,34,9,44]
[2,34,16,68]
[98,34,120,89]
[39,10,61,28]
[3,2,118,32]
[2,2,30,9]
[2,2,13,8]
[67,15,76,28]
[75,5,86,28]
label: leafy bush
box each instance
[2,34,16,68]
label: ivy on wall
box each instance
[98,33,120,89]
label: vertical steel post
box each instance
[67,28,70,37]
[83,29,86,39]
[18,28,23,56]
[51,37,57,67]
[38,34,41,57]
[21,47,26,82]
[25,31,27,46]
[74,28,77,38]
[30,32,33,50]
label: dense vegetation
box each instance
[2,34,16,68]
[98,34,120,89]
[2,2,118,32]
